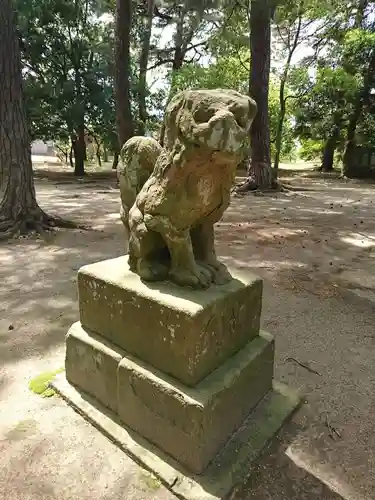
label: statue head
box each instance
[162,89,257,158]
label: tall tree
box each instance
[342,0,374,176]
[19,0,114,176]
[272,0,319,173]
[115,0,134,147]
[137,0,155,135]
[239,0,277,191]
[293,66,358,167]
[153,0,221,142]
[0,0,74,239]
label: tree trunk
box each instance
[343,49,375,177]
[96,146,102,167]
[0,0,76,239]
[0,0,45,236]
[158,8,186,145]
[103,145,109,163]
[273,99,285,174]
[69,143,74,168]
[172,5,188,72]
[343,91,365,176]
[112,150,120,170]
[138,0,155,136]
[342,0,373,177]
[92,134,102,167]
[159,4,204,145]
[320,130,338,172]
[247,0,274,189]
[274,14,303,174]
[115,0,134,148]
[72,124,86,176]
[55,144,69,165]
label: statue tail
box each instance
[118,136,163,209]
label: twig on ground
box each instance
[356,232,375,242]
[284,357,322,376]
[325,415,342,440]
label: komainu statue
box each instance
[118,89,257,288]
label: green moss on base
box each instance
[139,471,161,491]
[29,368,64,397]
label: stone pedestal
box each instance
[77,257,263,386]
[53,256,300,499]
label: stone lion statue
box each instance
[117,89,257,288]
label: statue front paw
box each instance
[199,259,232,285]
[137,258,169,282]
[169,264,213,289]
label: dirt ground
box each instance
[0,164,374,500]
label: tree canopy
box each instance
[9,0,375,179]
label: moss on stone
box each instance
[29,368,64,397]
[139,470,161,491]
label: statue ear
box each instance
[162,91,187,149]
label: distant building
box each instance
[31,140,55,156]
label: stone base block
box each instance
[65,322,124,414]
[51,374,301,500]
[117,331,274,474]
[77,255,262,386]
[63,321,274,474]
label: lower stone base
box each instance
[117,332,274,474]
[64,322,275,474]
[51,374,300,500]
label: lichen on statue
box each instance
[117,89,257,289]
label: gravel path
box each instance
[1,175,374,500]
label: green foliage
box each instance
[29,368,64,398]
[268,79,296,159]
[292,11,375,154]
[18,0,119,154]
[299,138,323,161]
[139,471,162,491]
[17,0,375,175]
[342,28,375,74]
[207,1,249,59]
[293,66,359,145]
[170,52,249,94]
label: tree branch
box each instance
[153,4,173,21]
[147,58,175,71]
[276,24,289,48]
[283,86,313,105]
[148,41,208,70]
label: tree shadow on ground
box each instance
[236,422,349,500]
[0,184,125,368]
[219,177,375,299]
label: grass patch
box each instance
[29,368,64,398]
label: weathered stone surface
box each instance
[78,255,262,386]
[51,372,301,500]
[117,136,163,250]
[117,331,274,474]
[118,89,257,288]
[65,322,124,413]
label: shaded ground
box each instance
[0,164,374,500]
[227,173,375,302]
